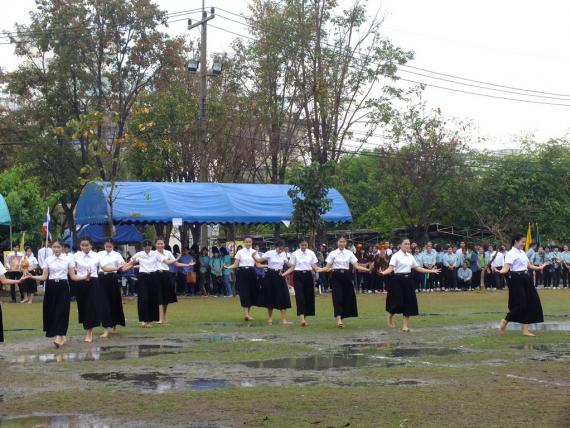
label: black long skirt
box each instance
[236,267,260,308]
[331,270,358,319]
[137,272,159,323]
[386,274,419,317]
[81,278,113,330]
[261,269,292,310]
[0,304,3,342]
[20,277,38,294]
[293,271,315,316]
[156,271,178,305]
[505,272,544,324]
[100,273,126,327]
[43,280,70,337]
[73,280,89,324]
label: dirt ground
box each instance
[0,289,569,427]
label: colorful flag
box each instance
[524,223,532,251]
[41,207,51,239]
[19,231,25,250]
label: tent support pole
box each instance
[9,223,12,247]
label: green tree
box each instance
[0,166,61,246]
[287,162,333,247]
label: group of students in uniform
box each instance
[0,232,550,346]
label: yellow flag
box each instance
[19,231,25,251]
[524,223,532,251]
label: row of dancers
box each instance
[0,233,546,347]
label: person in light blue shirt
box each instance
[543,246,554,288]
[561,245,570,288]
[551,246,562,288]
[220,246,234,297]
[420,243,437,292]
[531,247,545,288]
[525,243,537,261]
[442,247,458,290]
[457,262,472,290]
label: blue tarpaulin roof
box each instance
[0,194,11,226]
[77,224,143,244]
[74,182,352,225]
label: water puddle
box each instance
[11,344,185,364]
[241,353,374,370]
[82,372,233,393]
[493,321,570,332]
[80,372,318,392]
[0,414,112,427]
[388,347,462,357]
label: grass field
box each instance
[0,289,569,427]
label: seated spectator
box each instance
[457,262,472,291]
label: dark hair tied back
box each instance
[510,233,525,247]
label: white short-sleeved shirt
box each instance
[290,249,318,271]
[490,251,505,268]
[132,251,166,273]
[325,249,358,270]
[0,264,6,276]
[42,254,74,280]
[505,248,529,272]
[37,247,53,267]
[389,250,419,274]
[73,251,100,278]
[156,250,175,271]
[235,248,257,267]
[98,250,125,272]
[262,250,288,270]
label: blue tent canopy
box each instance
[0,194,11,226]
[74,182,352,225]
[78,224,142,244]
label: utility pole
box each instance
[188,2,215,248]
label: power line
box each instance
[211,8,570,100]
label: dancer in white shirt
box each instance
[496,233,546,336]
[282,240,325,327]
[226,237,260,321]
[254,241,292,325]
[321,237,371,328]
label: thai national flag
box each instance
[41,208,51,238]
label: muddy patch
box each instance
[388,347,462,358]
[0,414,116,427]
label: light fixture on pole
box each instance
[188,58,200,72]
[211,60,223,76]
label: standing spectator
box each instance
[442,246,458,291]
[209,247,224,296]
[561,245,570,288]
[20,246,39,304]
[531,246,545,287]
[467,244,480,291]
[6,242,24,302]
[413,246,423,291]
[178,248,195,295]
[543,246,554,288]
[220,247,233,297]
[551,246,562,288]
[198,247,211,296]
[421,242,437,292]
[491,246,506,290]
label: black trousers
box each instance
[472,270,481,289]
[562,267,569,288]
[236,267,259,308]
[372,274,389,292]
[100,273,126,327]
[505,272,544,324]
[293,271,315,316]
[43,280,70,337]
[331,270,358,319]
[137,272,159,323]
[73,280,89,324]
[444,269,456,289]
[7,272,23,302]
[386,274,419,317]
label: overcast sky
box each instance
[2,0,570,151]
